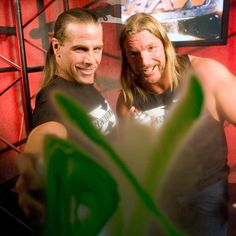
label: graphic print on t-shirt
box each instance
[134,106,165,127]
[89,100,116,135]
[134,99,178,128]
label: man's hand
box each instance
[15,122,67,224]
[16,152,45,225]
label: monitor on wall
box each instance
[121,0,230,47]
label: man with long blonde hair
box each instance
[117,12,236,235]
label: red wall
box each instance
[0,0,235,184]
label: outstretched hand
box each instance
[15,152,45,225]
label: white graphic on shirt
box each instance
[134,98,179,128]
[89,101,116,135]
[134,106,166,128]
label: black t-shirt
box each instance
[32,76,116,136]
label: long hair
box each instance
[42,8,99,88]
[119,13,185,107]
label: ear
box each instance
[51,38,61,57]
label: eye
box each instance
[94,46,103,52]
[73,46,88,53]
[148,46,156,52]
[128,51,138,58]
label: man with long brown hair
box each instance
[16,7,116,225]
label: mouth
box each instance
[142,65,157,76]
[76,67,95,75]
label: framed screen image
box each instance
[121,0,230,47]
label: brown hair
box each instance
[42,8,99,87]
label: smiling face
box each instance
[124,30,166,88]
[52,22,103,84]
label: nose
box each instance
[140,51,151,67]
[84,51,95,64]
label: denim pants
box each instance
[177,180,228,236]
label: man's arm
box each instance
[214,69,236,125]
[190,55,236,125]
[24,121,68,154]
[16,121,68,223]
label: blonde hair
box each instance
[42,8,99,88]
[119,13,184,107]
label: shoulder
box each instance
[36,79,60,101]
[189,55,221,71]
[188,55,234,87]
[188,55,236,123]
[33,81,64,128]
[189,55,230,77]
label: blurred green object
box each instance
[44,136,119,236]
[43,75,203,235]
[127,75,204,235]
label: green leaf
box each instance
[53,91,182,235]
[43,135,119,236]
[126,75,204,235]
[148,75,204,191]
